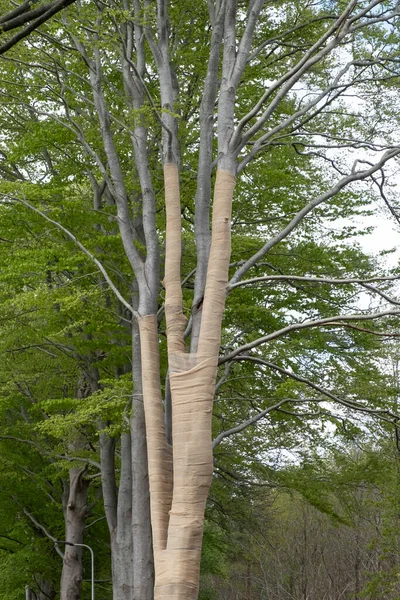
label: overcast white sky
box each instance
[358,210,400,266]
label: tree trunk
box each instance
[111,537,133,600]
[37,580,56,600]
[140,168,236,600]
[60,468,89,600]
[131,318,154,600]
[99,312,153,600]
[111,433,134,600]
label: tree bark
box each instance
[60,468,89,600]
[131,318,154,600]
[111,433,135,600]
[140,169,236,600]
[100,430,135,600]
[37,580,56,600]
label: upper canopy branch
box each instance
[231,0,399,154]
[219,308,400,364]
[230,148,400,285]
[0,0,76,55]
[229,274,400,290]
[230,0,359,150]
[232,356,400,419]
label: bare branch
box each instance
[231,356,400,422]
[228,273,400,292]
[231,0,265,88]
[212,398,301,448]
[230,148,400,285]
[0,0,76,56]
[0,434,101,469]
[248,15,338,63]
[11,497,64,559]
[337,322,400,337]
[0,435,49,454]
[219,308,400,364]
[231,0,358,149]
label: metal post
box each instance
[55,540,94,600]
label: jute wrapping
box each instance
[164,163,187,354]
[140,170,236,600]
[197,170,236,358]
[139,316,173,555]
[155,354,217,599]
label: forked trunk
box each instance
[140,167,236,600]
[157,351,217,598]
[60,468,89,600]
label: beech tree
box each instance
[2,1,400,599]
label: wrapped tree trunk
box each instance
[140,166,236,599]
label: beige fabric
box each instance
[155,355,217,599]
[197,170,236,358]
[164,163,187,354]
[140,170,236,599]
[138,315,173,555]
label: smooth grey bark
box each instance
[99,432,134,600]
[113,433,134,600]
[71,23,156,599]
[121,11,160,315]
[37,580,56,600]
[60,468,89,600]
[100,432,135,600]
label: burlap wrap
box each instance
[139,170,236,600]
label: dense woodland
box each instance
[1,0,400,599]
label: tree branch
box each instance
[0,0,76,56]
[228,273,400,292]
[11,496,64,559]
[230,148,400,285]
[5,194,137,318]
[212,398,303,448]
[219,308,400,364]
[231,356,400,431]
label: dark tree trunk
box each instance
[60,468,89,600]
